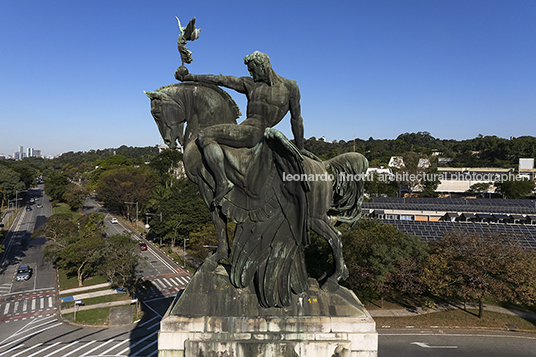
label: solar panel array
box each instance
[381,219,536,249]
[363,197,536,214]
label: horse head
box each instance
[145,89,185,149]
[146,83,240,150]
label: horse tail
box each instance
[324,152,369,226]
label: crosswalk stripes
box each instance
[138,274,191,299]
[0,283,11,295]
[0,294,56,322]
[0,314,161,357]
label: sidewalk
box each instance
[62,299,135,314]
[60,282,111,295]
[368,302,536,320]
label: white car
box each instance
[111,218,118,224]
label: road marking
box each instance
[153,280,165,289]
[11,342,42,357]
[42,341,77,357]
[411,342,457,349]
[382,332,536,340]
[116,329,159,355]
[13,301,19,314]
[3,302,10,315]
[27,342,60,357]
[98,338,130,355]
[48,296,53,308]
[31,298,36,311]
[0,344,24,356]
[22,299,27,312]
[79,339,115,356]
[62,340,96,357]
[136,315,159,328]
[40,297,44,309]
[162,278,173,287]
[131,338,158,356]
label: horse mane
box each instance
[155,82,242,120]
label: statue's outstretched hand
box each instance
[175,66,193,82]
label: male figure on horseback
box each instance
[175,51,304,206]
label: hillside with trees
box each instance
[304,132,536,168]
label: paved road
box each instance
[0,186,56,326]
[0,190,185,356]
[379,329,536,356]
[81,197,191,300]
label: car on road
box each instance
[36,203,43,208]
[16,265,32,281]
[111,218,118,224]
[26,206,32,211]
[140,243,148,251]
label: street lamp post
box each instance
[145,212,162,226]
[124,201,139,230]
[15,190,26,210]
[183,238,190,268]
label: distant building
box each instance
[157,144,186,178]
[519,158,536,181]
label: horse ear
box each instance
[144,91,161,100]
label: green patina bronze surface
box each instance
[146,19,369,308]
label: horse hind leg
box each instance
[311,217,349,292]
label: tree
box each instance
[494,178,535,199]
[341,219,428,302]
[147,178,211,247]
[99,232,141,292]
[423,230,536,317]
[63,184,89,212]
[34,213,78,261]
[392,152,438,196]
[468,182,492,198]
[40,212,105,286]
[0,164,25,208]
[44,172,70,202]
[149,149,183,188]
[56,234,103,286]
[364,171,399,197]
[96,166,154,217]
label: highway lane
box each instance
[0,186,57,345]
[379,329,536,357]
[82,197,191,300]
[0,192,183,356]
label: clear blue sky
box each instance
[1,0,535,157]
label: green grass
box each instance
[61,292,130,310]
[64,307,111,325]
[484,297,536,315]
[58,269,109,290]
[52,203,76,215]
[64,304,144,325]
[168,251,197,274]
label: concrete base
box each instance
[158,264,377,357]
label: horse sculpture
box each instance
[146,82,368,308]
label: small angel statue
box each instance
[176,16,201,66]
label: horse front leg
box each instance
[204,207,230,270]
[311,217,349,292]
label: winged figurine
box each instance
[176,16,201,66]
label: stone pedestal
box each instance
[158,265,377,357]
